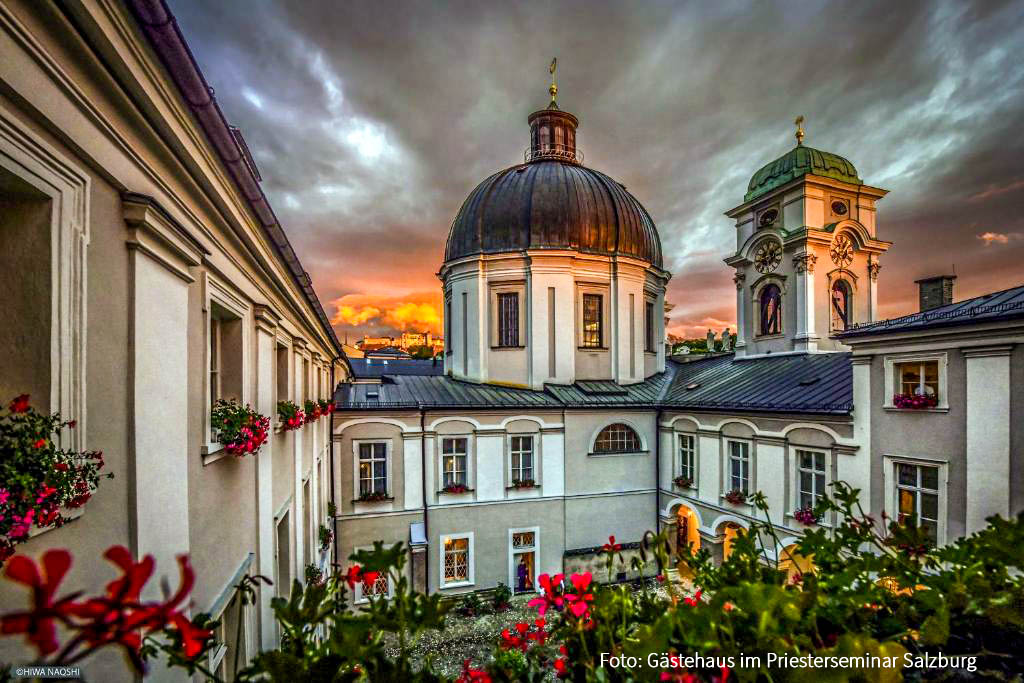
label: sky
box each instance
[170,0,1024,342]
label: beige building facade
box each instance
[0,1,344,678]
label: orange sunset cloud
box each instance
[330,291,443,335]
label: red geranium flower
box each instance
[565,572,594,618]
[457,658,492,682]
[0,549,76,656]
[8,394,30,413]
[683,589,702,607]
[345,564,363,590]
[527,572,565,615]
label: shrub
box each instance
[672,475,693,489]
[457,592,483,617]
[492,582,512,611]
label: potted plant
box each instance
[510,479,536,489]
[304,399,323,423]
[304,562,324,587]
[0,395,113,563]
[793,505,819,526]
[212,399,270,456]
[317,398,334,415]
[276,400,304,431]
[672,475,693,489]
[492,582,512,611]
[724,488,747,505]
[441,483,472,494]
[892,393,938,410]
[357,491,389,503]
[318,523,333,552]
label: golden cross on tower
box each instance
[794,115,805,146]
[549,58,558,108]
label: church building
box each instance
[332,82,1024,600]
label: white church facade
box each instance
[331,93,1023,598]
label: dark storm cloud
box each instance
[169,0,1024,339]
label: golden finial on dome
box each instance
[548,58,558,108]
[794,115,805,146]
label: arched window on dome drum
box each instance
[539,125,550,153]
[831,280,852,331]
[594,424,642,454]
[759,284,782,336]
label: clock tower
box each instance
[724,119,892,357]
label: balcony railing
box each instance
[524,144,583,164]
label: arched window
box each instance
[594,423,642,454]
[759,284,782,336]
[831,280,852,331]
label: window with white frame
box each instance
[796,450,827,509]
[441,437,468,487]
[358,442,388,496]
[594,423,642,454]
[353,548,392,602]
[896,463,940,545]
[442,534,472,586]
[884,354,947,410]
[727,441,750,494]
[510,435,534,484]
[207,298,244,444]
[210,316,222,407]
[678,434,696,482]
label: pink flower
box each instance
[528,573,565,615]
[565,572,593,618]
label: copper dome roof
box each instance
[444,104,663,268]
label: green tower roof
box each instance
[745,145,862,202]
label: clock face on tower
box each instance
[754,240,782,273]
[830,233,854,268]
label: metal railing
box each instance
[524,144,583,164]
[845,298,1024,332]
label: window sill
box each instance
[753,333,785,341]
[588,450,649,458]
[352,496,394,505]
[720,494,751,506]
[490,345,526,350]
[441,581,474,590]
[578,346,609,351]
[201,442,227,466]
[883,406,949,414]
[438,488,475,496]
[506,484,540,491]
[784,513,831,529]
[672,483,696,491]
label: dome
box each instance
[444,104,663,268]
[745,145,862,203]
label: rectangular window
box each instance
[360,570,389,600]
[358,442,388,496]
[442,437,468,487]
[728,441,750,493]
[497,292,519,347]
[896,463,940,545]
[510,436,534,483]
[582,293,603,348]
[678,434,695,481]
[645,300,656,352]
[896,360,939,401]
[797,450,827,509]
[443,535,470,584]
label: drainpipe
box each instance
[329,354,341,569]
[655,408,663,535]
[420,407,429,591]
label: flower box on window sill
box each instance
[723,489,748,505]
[439,484,474,495]
[508,479,538,490]
[353,492,392,504]
[891,393,939,410]
[672,476,694,490]
[793,506,820,526]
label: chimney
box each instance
[915,275,956,312]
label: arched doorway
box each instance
[777,543,813,582]
[721,522,744,561]
[674,505,701,558]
